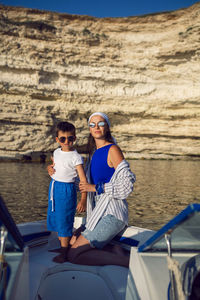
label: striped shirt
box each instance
[85,159,136,231]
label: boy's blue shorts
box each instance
[47,180,77,237]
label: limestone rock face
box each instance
[0,3,200,160]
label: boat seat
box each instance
[36,263,128,300]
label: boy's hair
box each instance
[56,121,76,137]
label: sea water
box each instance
[0,160,200,230]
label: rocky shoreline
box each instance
[0,149,200,163]
[0,3,200,160]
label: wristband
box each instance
[95,182,104,195]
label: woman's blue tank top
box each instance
[90,144,115,185]
[90,144,115,184]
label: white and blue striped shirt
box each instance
[85,159,136,231]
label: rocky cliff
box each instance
[0,3,200,161]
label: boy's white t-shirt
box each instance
[51,148,83,183]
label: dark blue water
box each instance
[0,160,200,230]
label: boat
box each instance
[0,193,200,300]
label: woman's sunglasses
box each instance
[58,136,75,143]
[89,121,106,128]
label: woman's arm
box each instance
[79,145,136,199]
[79,182,96,193]
[79,145,135,199]
[107,145,124,169]
[104,162,136,199]
[106,145,135,198]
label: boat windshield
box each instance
[138,203,200,252]
[0,195,24,252]
[0,196,24,300]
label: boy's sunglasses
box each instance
[58,136,75,143]
[89,121,106,128]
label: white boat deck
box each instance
[15,220,132,300]
[2,200,200,300]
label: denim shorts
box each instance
[82,214,126,249]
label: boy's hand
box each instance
[76,201,86,213]
[47,157,55,176]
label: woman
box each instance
[67,112,136,268]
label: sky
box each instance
[0,0,199,18]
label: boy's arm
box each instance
[75,164,87,213]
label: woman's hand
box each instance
[79,182,96,193]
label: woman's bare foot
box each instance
[69,235,77,246]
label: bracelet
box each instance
[95,182,104,195]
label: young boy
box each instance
[47,121,87,263]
